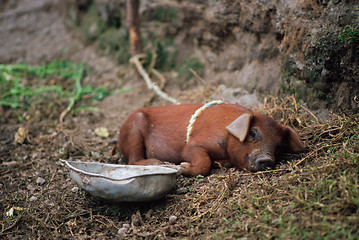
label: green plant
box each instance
[153,39,178,70]
[98,28,131,65]
[177,56,204,81]
[144,38,178,71]
[0,61,85,110]
[80,4,106,41]
[279,73,296,96]
[338,25,359,47]
[153,5,178,23]
[0,61,127,119]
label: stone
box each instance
[27,184,36,193]
[118,227,127,237]
[122,223,130,229]
[36,177,46,185]
[169,215,177,224]
[29,196,38,201]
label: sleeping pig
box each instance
[112,103,305,176]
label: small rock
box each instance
[211,84,262,107]
[36,177,46,185]
[27,184,36,193]
[122,223,130,229]
[29,196,38,202]
[176,187,189,194]
[71,186,79,193]
[44,200,54,207]
[2,161,18,168]
[169,215,177,224]
[0,183,3,189]
[131,211,142,226]
[15,127,28,144]
[18,189,26,195]
[145,209,153,220]
[237,93,261,108]
[118,227,127,236]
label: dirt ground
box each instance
[0,1,230,238]
[1,1,359,239]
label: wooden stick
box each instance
[130,55,180,104]
[189,68,206,85]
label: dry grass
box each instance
[281,20,310,62]
[1,96,358,239]
[155,96,359,239]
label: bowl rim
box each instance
[62,160,181,182]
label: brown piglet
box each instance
[112,103,306,176]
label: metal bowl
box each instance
[63,160,181,202]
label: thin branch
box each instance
[189,68,205,85]
[130,55,180,104]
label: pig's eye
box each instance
[247,128,260,141]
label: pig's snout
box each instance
[255,157,274,171]
[247,151,275,171]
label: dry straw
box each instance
[117,96,359,238]
[2,95,358,239]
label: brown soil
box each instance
[0,1,222,238]
[1,1,358,239]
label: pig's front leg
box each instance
[181,145,212,176]
[130,158,164,165]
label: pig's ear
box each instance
[225,113,253,142]
[283,126,306,153]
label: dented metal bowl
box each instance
[63,160,181,202]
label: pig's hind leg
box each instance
[120,111,163,166]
